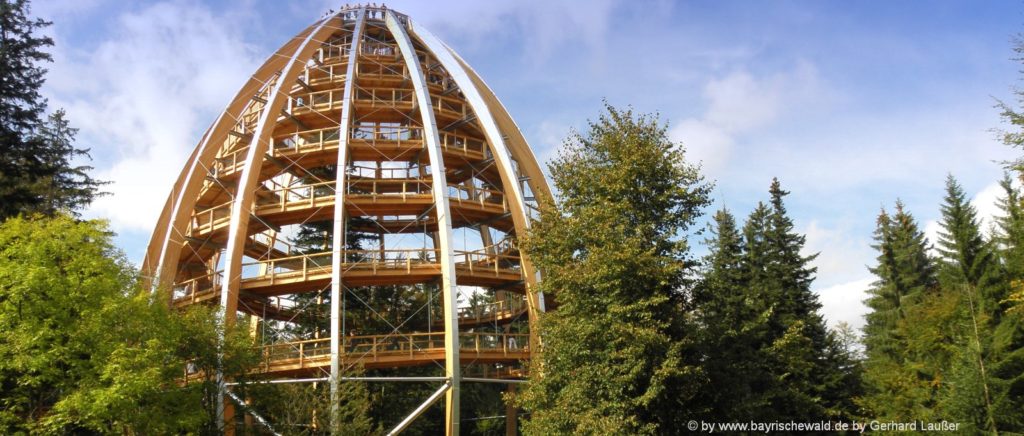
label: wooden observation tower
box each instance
[142,5,550,435]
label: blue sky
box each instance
[33,0,1024,330]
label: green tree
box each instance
[937,175,1006,316]
[690,208,772,421]
[0,0,103,220]
[987,174,1024,432]
[863,202,936,357]
[934,175,1004,432]
[517,105,711,435]
[747,179,862,421]
[859,202,941,420]
[0,215,257,434]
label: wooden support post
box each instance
[505,384,517,436]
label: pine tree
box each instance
[988,174,1024,432]
[0,0,104,220]
[935,175,1002,432]
[860,201,941,420]
[863,202,936,358]
[517,104,711,435]
[691,208,772,421]
[937,175,1005,315]
[755,179,861,421]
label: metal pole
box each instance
[331,8,366,435]
[386,382,451,436]
[461,377,527,384]
[224,388,283,436]
[227,376,449,386]
[386,11,461,435]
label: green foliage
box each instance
[0,215,257,434]
[734,180,862,422]
[517,104,711,435]
[859,202,942,420]
[243,369,377,435]
[690,208,772,421]
[860,176,1024,433]
[0,0,104,220]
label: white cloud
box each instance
[815,277,873,331]
[802,220,875,289]
[923,219,942,254]
[669,61,829,178]
[674,119,733,176]
[45,2,262,234]
[354,0,620,64]
[972,181,1006,234]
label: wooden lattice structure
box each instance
[142,5,550,435]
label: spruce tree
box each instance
[988,174,1024,432]
[863,202,936,358]
[691,208,771,421]
[995,173,1024,281]
[860,202,940,420]
[517,104,711,435]
[0,0,103,219]
[755,179,861,421]
[936,175,1004,316]
[935,175,1002,432]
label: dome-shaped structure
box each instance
[142,5,549,434]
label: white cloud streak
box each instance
[816,277,873,331]
[45,2,262,235]
[669,61,830,178]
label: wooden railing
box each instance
[260,332,530,368]
[455,249,521,276]
[190,179,510,237]
[354,87,414,107]
[348,178,432,197]
[244,248,440,281]
[351,124,422,143]
[448,184,507,212]
[433,93,469,119]
[173,244,521,301]
[455,297,527,325]
[360,42,398,58]
[172,272,222,305]
[253,180,336,211]
[250,232,296,257]
[204,124,493,183]
[356,62,406,80]
[347,164,424,179]
[438,131,487,156]
[288,88,344,114]
[273,126,342,151]
[189,200,233,235]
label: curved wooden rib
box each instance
[221,15,347,323]
[145,22,321,290]
[409,21,548,352]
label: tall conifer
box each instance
[0,0,104,219]
[691,208,771,421]
[860,202,939,420]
